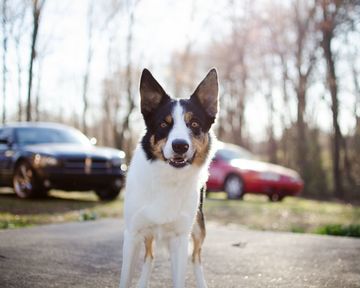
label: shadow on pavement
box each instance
[0,189,100,215]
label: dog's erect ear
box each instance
[140,69,170,117]
[191,68,219,118]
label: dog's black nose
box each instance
[172,139,189,154]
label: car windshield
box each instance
[216,146,254,161]
[15,127,91,146]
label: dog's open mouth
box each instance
[162,151,196,169]
[168,156,189,168]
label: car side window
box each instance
[0,128,12,150]
[0,128,5,150]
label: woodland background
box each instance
[1,0,360,201]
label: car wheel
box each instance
[224,174,244,199]
[13,161,46,199]
[268,193,284,202]
[95,187,121,201]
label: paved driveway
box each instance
[0,219,359,288]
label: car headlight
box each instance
[33,154,59,167]
[111,158,128,171]
[121,163,127,171]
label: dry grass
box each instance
[205,193,360,233]
[0,189,359,235]
[0,189,123,228]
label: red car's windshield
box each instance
[216,146,254,161]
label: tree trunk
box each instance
[26,1,42,122]
[296,75,308,184]
[341,136,355,189]
[280,54,290,166]
[267,91,278,164]
[352,65,360,129]
[2,0,7,124]
[118,5,136,151]
[321,14,343,198]
[34,60,42,121]
[82,69,90,134]
[82,1,94,135]
[16,45,23,121]
[13,4,26,122]
[235,52,247,146]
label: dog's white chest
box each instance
[124,147,205,234]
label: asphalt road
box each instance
[0,219,359,288]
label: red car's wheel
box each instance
[268,193,284,202]
[224,174,244,199]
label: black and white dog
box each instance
[119,68,219,288]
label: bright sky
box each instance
[2,0,358,142]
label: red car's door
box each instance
[207,159,228,191]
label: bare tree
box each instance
[1,0,28,122]
[263,60,278,164]
[81,0,94,134]
[351,59,360,188]
[353,63,360,127]
[82,0,122,134]
[288,0,318,192]
[117,0,141,151]
[263,2,294,166]
[26,0,46,122]
[316,0,360,197]
[209,0,255,146]
[34,56,44,121]
[12,3,28,121]
[228,0,251,146]
[1,0,8,124]
[318,0,343,197]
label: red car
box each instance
[206,142,303,201]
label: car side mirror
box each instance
[89,137,97,145]
[212,155,220,163]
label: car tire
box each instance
[95,187,121,201]
[224,174,244,199]
[13,161,46,199]
[268,193,284,202]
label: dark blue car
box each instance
[0,122,127,200]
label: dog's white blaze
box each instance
[163,101,194,160]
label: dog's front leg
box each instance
[169,234,189,288]
[137,235,154,288]
[119,230,139,288]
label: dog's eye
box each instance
[160,122,168,128]
[191,121,199,128]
